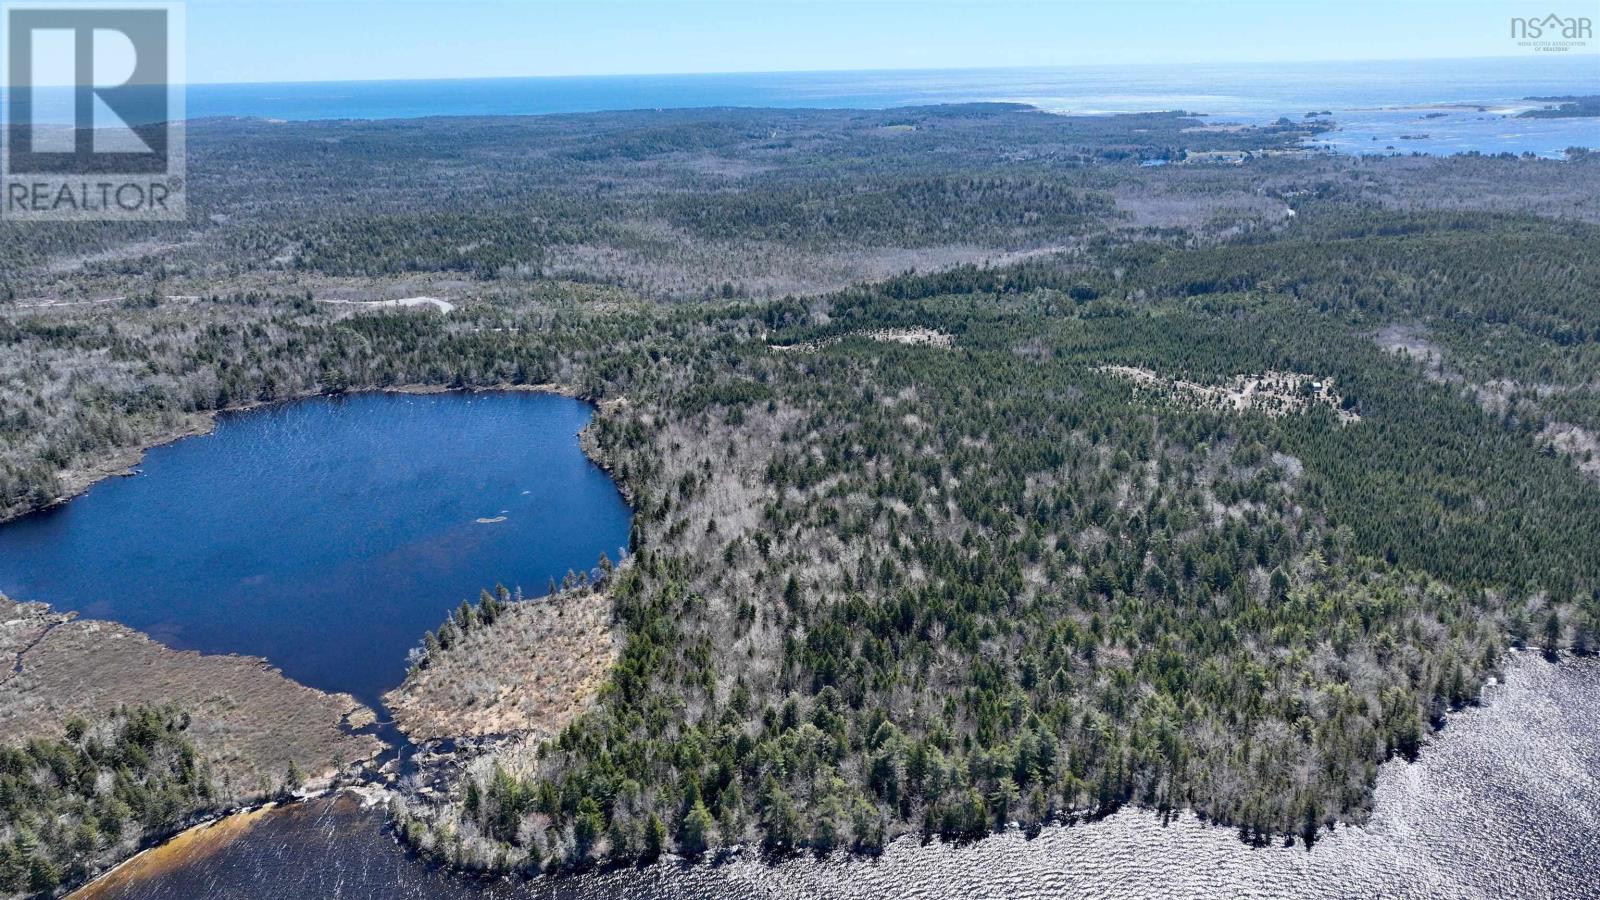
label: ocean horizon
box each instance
[5,55,1596,156]
[194,55,1597,119]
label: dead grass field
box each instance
[384,590,618,743]
[0,596,381,797]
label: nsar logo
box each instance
[1510,12,1593,51]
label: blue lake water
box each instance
[0,391,631,711]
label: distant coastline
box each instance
[8,56,1594,126]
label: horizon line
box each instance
[182,53,1595,89]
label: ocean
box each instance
[180,56,1596,121]
[8,55,1598,156]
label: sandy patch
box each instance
[1539,421,1600,481]
[317,296,455,313]
[770,327,955,352]
[1101,366,1359,423]
[73,803,280,899]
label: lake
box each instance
[0,390,632,712]
[9,380,1596,900]
[74,653,1600,899]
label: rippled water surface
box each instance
[0,391,632,709]
[79,654,1600,899]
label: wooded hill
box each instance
[1,105,1596,884]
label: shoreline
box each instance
[70,651,1599,897]
[0,381,597,527]
[69,784,392,900]
[0,598,390,899]
[27,379,1594,889]
[65,802,284,899]
[1,381,623,898]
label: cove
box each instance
[0,391,632,711]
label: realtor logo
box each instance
[1510,12,1593,52]
[3,2,185,220]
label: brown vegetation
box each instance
[70,803,282,900]
[385,591,618,744]
[0,596,380,797]
[2,104,1597,882]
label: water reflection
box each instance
[79,653,1599,899]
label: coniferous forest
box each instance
[1,104,1598,889]
[0,708,211,895]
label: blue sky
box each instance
[186,0,1598,84]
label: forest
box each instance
[0,708,213,896]
[1519,94,1600,117]
[394,210,1599,871]
[1,103,1597,890]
